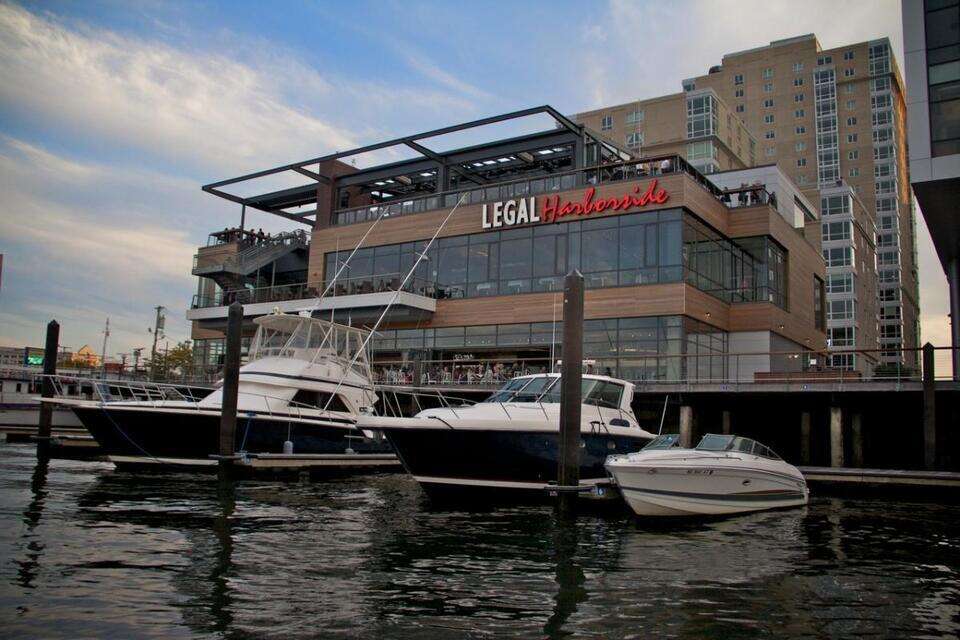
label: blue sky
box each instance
[0,0,951,368]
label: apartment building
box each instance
[685,34,919,368]
[574,89,757,175]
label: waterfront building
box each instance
[577,34,920,370]
[190,107,826,383]
[903,0,960,379]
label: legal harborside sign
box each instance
[481,180,669,229]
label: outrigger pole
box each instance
[320,193,470,414]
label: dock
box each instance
[800,466,960,491]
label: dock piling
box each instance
[679,406,693,448]
[851,413,864,468]
[557,270,584,517]
[829,406,843,468]
[800,411,811,465]
[721,410,731,435]
[218,302,243,476]
[36,320,59,460]
[922,342,936,470]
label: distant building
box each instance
[0,345,44,368]
[72,345,101,368]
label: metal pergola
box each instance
[202,105,630,226]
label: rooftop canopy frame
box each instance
[202,105,630,226]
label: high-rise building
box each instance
[684,34,919,368]
[903,0,960,379]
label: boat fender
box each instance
[283,440,294,455]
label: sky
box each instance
[0,0,952,372]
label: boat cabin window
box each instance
[537,378,623,407]
[695,434,781,460]
[642,434,680,450]
[584,380,623,409]
[291,389,350,413]
[511,376,555,402]
[486,377,535,403]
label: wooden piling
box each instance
[721,410,731,435]
[218,302,243,474]
[922,342,936,470]
[800,412,811,465]
[829,406,843,468]
[36,320,59,460]
[851,413,864,468]
[679,406,693,448]
[557,270,584,516]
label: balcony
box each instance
[330,154,724,227]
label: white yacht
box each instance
[47,312,397,470]
[360,373,657,500]
[605,433,809,517]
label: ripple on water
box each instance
[0,443,958,639]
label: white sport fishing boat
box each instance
[605,433,809,517]
[47,312,397,470]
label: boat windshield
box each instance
[695,434,782,460]
[642,434,681,450]
[484,376,624,408]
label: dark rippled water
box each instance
[1,444,958,639]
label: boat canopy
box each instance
[695,434,782,460]
[483,374,626,409]
[249,313,373,382]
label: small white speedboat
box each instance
[605,433,809,517]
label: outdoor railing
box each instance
[331,154,724,227]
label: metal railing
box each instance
[331,154,724,227]
[193,282,317,309]
[193,230,309,276]
[365,346,958,389]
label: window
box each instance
[846,99,856,109]
[736,104,745,113]
[765,147,776,157]
[843,51,855,61]
[795,141,807,152]
[823,246,853,267]
[844,68,855,77]
[763,98,774,108]
[795,108,805,118]
[794,77,804,87]
[682,79,696,92]
[794,62,804,73]
[796,125,806,134]
[849,167,859,177]
[292,390,349,413]
[846,116,857,126]
[814,276,826,331]
[848,150,860,160]
[827,273,853,293]
[764,114,775,124]
[687,140,717,161]
[797,158,807,167]
[828,299,854,320]
[601,115,612,130]
[765,131,775,139]
[847,133,858,143]
[687,94,718,138]
[625,109,644,124]
[734,74,744,85]
[795,93,804,102]
[763,83,773,93]
[626,132,643,148]
[818,55,833,65]
[762,68,773,79]
[845,83,855,94]
[822,220,851,241]
[735,87,744,97]
[829,326,854,347]
[873,110,892,127]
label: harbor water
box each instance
[1,443,958,639]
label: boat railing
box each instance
[42,374,356,425]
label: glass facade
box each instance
[369,315,727,382]
[325,209,788,309]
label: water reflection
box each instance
[1,444,959,639]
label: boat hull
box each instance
[71,405,395,470]
[384,426,652,501]
[610,463,808,516]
